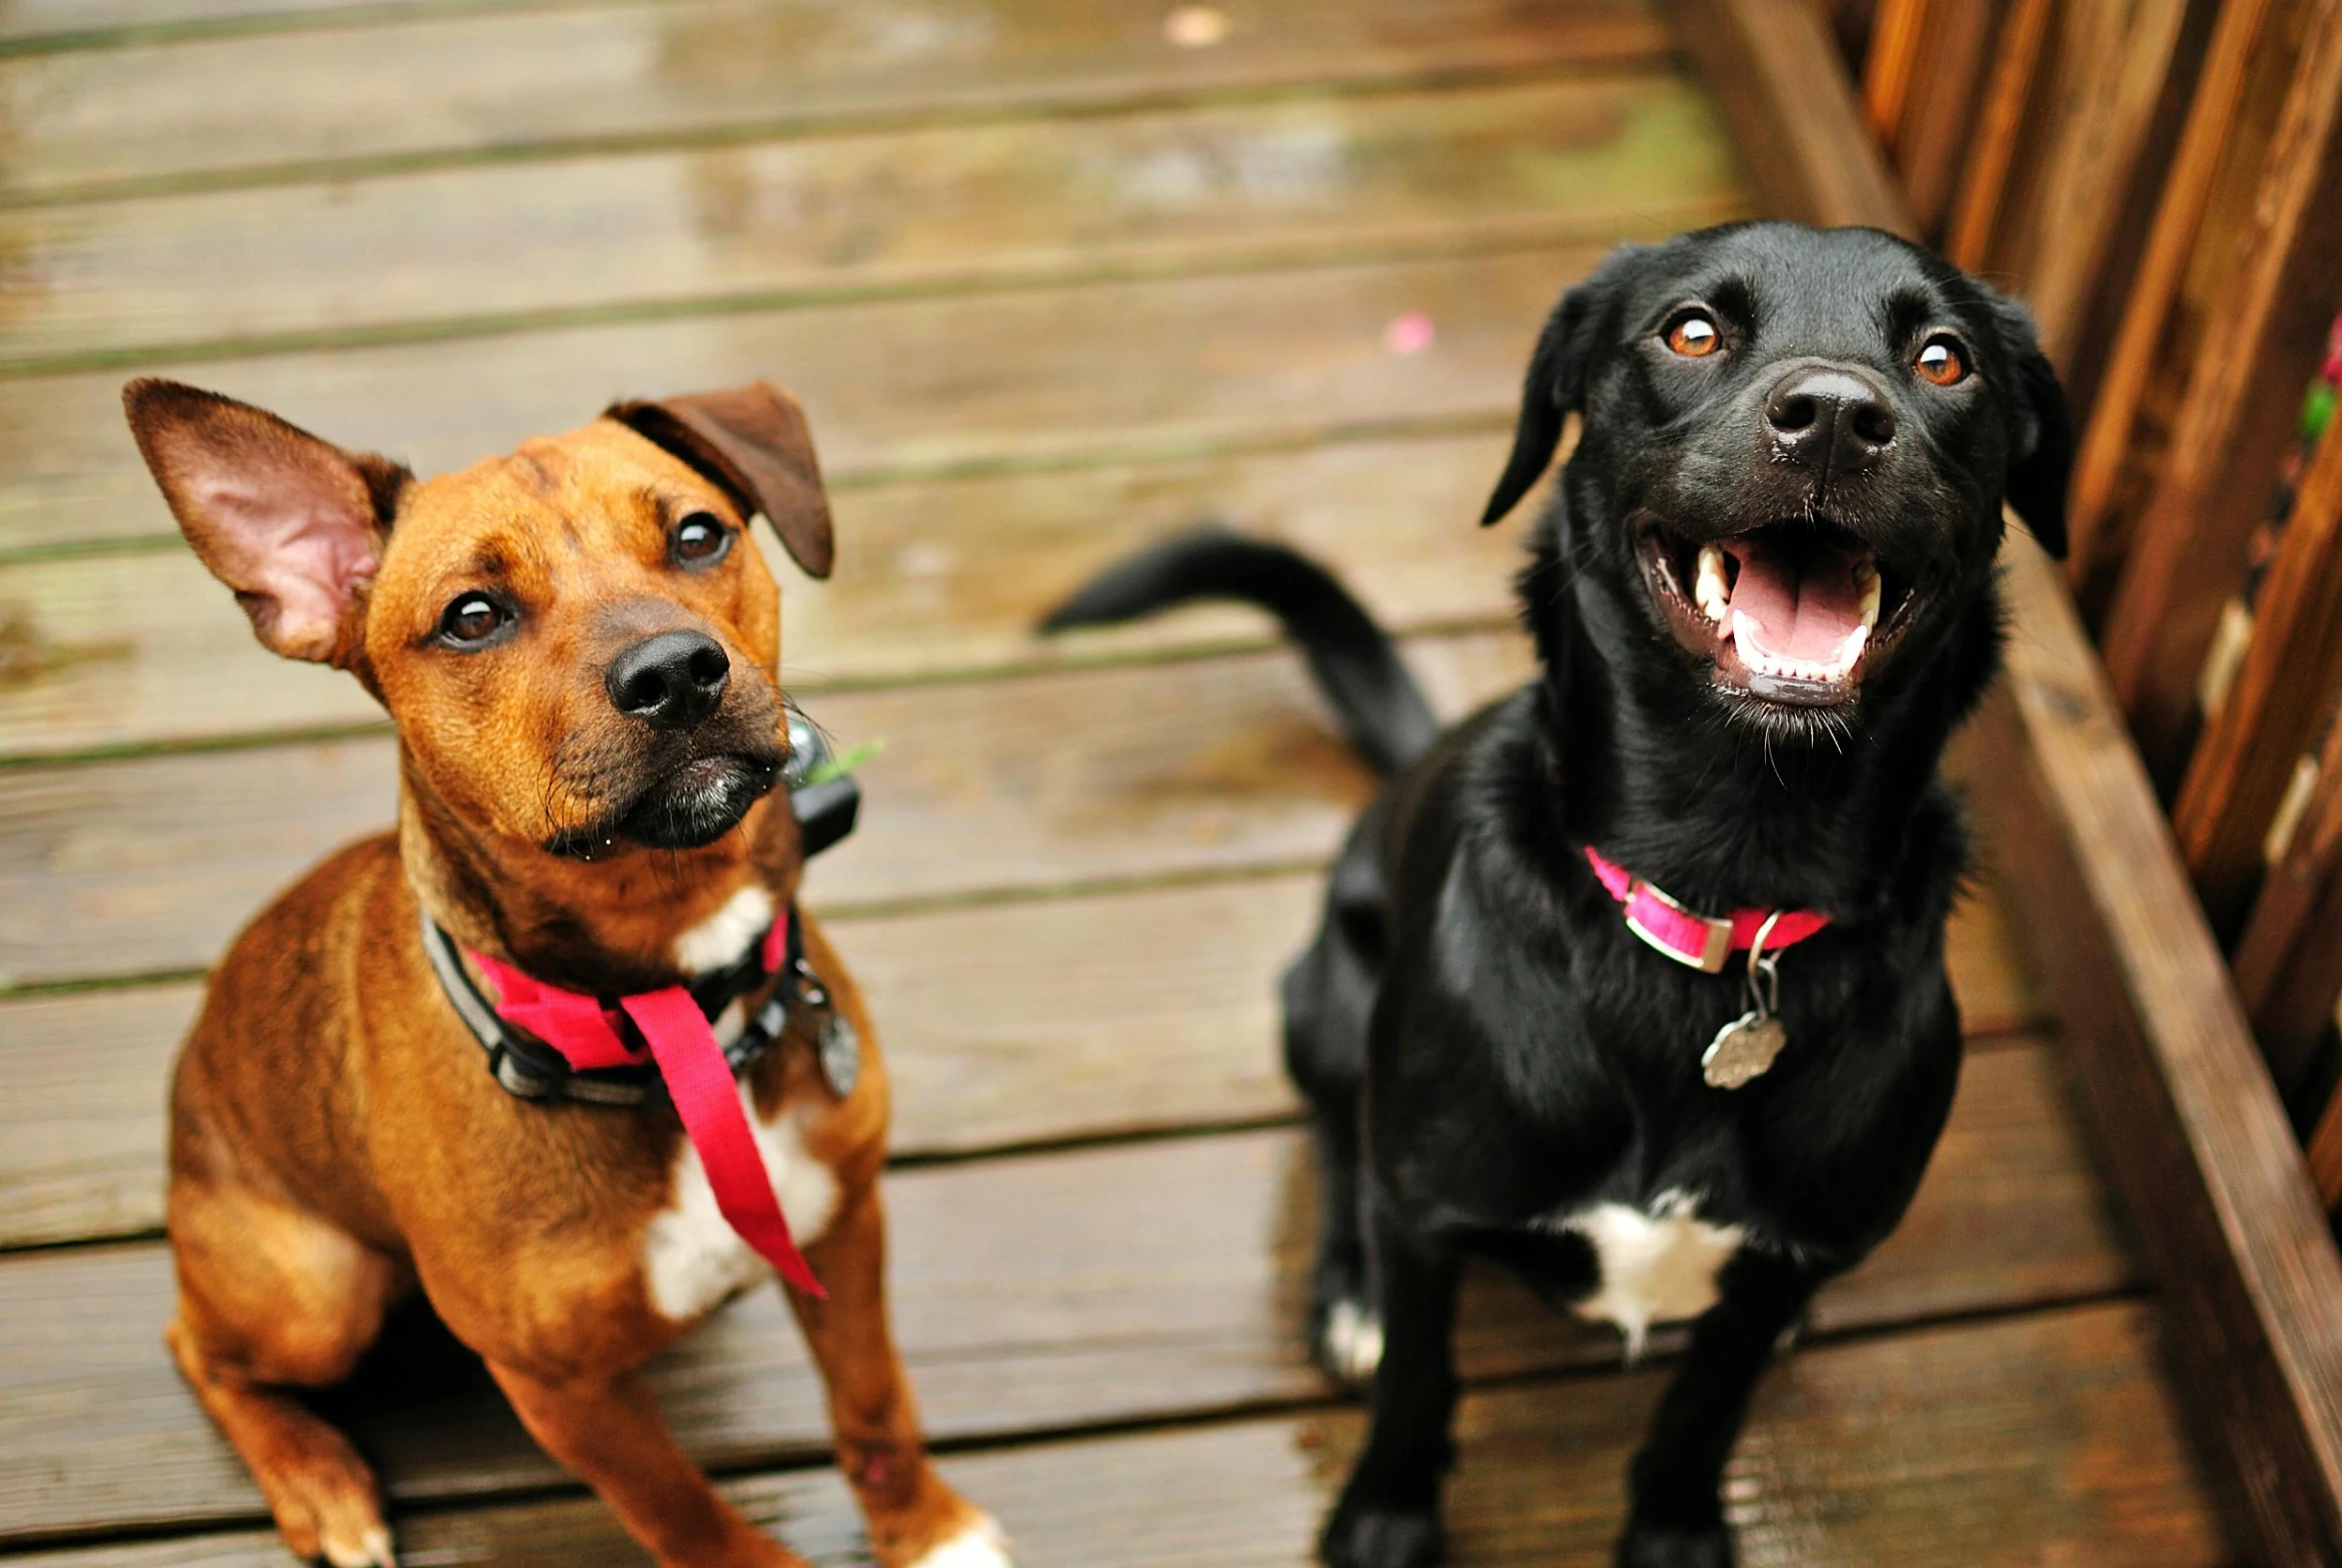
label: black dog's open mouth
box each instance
[1641,519,1919,708]
[548,751,783,858]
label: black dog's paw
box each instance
[1310,1293,1384,1387]
[1614,1521,1735,1568]
[1320,1491,1442,1568]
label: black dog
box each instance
[1043,222,2070,1567]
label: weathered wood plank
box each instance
[0,626,2052,1016]
[0,870,2045,1251]
[0,77,1740,369]
[0,0,1673,201]
[0,871,1315,1251]
[1971,531,2342,1566]
[5,1302,2222,1568]
[0,0,496,47]
[2173,420,2342,938]
[2234,712,2342,1098]
[1943,0,2051,268]
[0,1039,2136,1543]
[0,982,186,1250]
[1869,0,2000,237]
[0,629,1516,989]
[1668,0,1910,232]
[0,245,1601,558]
[2097,5,2342,783]
[2060,0,2283,606]
[1967,0,2214,396]
[0,431,1527,760]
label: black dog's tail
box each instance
[1040,529,1439,777]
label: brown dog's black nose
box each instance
[1765,365,1897,475]
[606,629,729,731]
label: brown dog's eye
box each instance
[437,593,513,647]
[672,511,733,568]
[1915,335,1968,385]
[1663,309,1722,357]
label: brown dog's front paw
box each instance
[261,1432,394,1567]
[893,1508,1012,1568]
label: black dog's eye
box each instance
[1914,335,1969,386]
[1663,308,1723,358]
[438,593,514,647]
[671,511,734,568]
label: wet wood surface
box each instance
[0,0,1672,201]
[0,433,1534,759]
[0,1,2225,1562]
[0,245,1606,558]
[0,874,2049,1250]
[0,628,2061,1001]
[0,1038,2136,1542]
[0,77,1737,368]
[8,1304,2223,1568]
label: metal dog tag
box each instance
[1703,1013,1788,1089]
[818,1013,861,1100]
[1701,911,1790,1090]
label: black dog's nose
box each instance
[606,630,730,731]
[1765,365,1897,474]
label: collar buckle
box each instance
[1622,876,1736,973]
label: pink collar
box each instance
[464,915,826,1299]
[1583,845,1829,972]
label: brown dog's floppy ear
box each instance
[606,382,835,579]
[1480,245,1639,527]
[122,378,407,669]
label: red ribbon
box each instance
[466,920,826,1299]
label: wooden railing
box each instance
[1868,0,2342,1197]
[1677,2,2342,1562]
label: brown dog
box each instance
[124,379,1008,1568]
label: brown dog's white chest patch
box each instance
[674,884,775,973]
[1560,1191,1745,1357]
[641,1092,838,1323]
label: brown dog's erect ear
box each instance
[606,382,835,579]
[122,378,407,667]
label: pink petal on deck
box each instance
[1384,312,1437,356]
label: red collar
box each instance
[464,914,826,1299]
[1582,846,1829,972]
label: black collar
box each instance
[421,908,812,1106]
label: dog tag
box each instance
[818,1013,861,1100]
[1702,911,1790,1089]
[1703,1013,1788,1089]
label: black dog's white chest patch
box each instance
[1551,1191,1745,1356]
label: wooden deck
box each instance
[0,2,2235,1563]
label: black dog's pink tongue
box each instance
[1724,539,1866,664]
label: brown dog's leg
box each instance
[787,1187,1006,1568]
[167,1179,403,1568]
[488,1360,805,1567]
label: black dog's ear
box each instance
[1481,251,1635,526]
[1987,295,2072,559]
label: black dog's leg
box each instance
[1305,1092,1377,1381]
[1283,935,1377,1382]
[1615,1252,1823,1568]
[1321,1185,1462,1568]
[1282,837,1390,1386]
